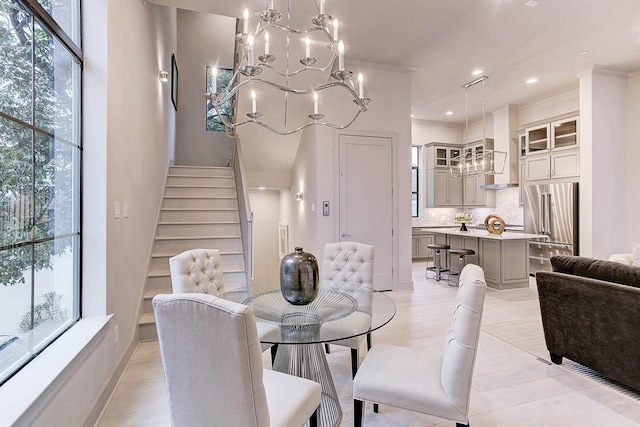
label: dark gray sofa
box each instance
[536,255,640,391]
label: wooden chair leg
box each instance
[324,343,331,353]
[366,333,371,350]
[354,399,364,427]
[373,403,379,413]
[309,408,319,427]
[351,348,359,378]
[270,344,278,364]
[455,423,469,427]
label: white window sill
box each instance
[0,315,112,426]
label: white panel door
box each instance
[339,134,393,290]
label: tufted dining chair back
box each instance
[321,241,374,377]
[169,249,225,295]
[322,242,374,288]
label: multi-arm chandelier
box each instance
[450,75,506,178]
[204,0,371,136]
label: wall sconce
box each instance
[295,192,304,202]
[159,70,169,82]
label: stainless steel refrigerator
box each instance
[524,182,579,275]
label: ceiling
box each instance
[150,0,640,125]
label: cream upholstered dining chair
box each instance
[352,263,487,427]
[153,293,321,427]
[168,248,279,358]
[321,241,374,378]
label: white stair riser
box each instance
[160,209,239,222]
[165,186,237,198]
[169,167,233,177]
[167,176,235,186]
[158,223,240,237]
[154,237,243,253]
[150,252,245,271]
[163,197,238,209]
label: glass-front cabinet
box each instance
[526,123,550,154]
[551,117,579,150]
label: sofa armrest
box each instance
[550,255,640,288]
[609,253,633,265]
[536,271,640,390]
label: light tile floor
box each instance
[96,262,640,426]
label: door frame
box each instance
[333,129,399,289]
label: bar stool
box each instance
[426,243,450,281]
[448,248,476,286]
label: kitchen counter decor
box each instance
[484,214,506,235]
[454,212,473,231]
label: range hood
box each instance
[480,183,520,189]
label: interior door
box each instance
[339,134,393,290]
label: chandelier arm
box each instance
[258,60,336,77]
[208,79,368,110]
[207,102,366,136]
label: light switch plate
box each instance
[123,202,129,218]
[114,202,120,219]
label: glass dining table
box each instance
[221,283,396,427]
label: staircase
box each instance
[138,166,247,341]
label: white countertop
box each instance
[420,227,545,241]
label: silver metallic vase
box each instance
[280,247,319,305]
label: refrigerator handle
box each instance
[545,193,551,235]
[538,193,545,234]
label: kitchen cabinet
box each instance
[461,140,493,206]
[522,116,580,183]
[551,117,578,150]
[412,229,434,259]
[525,148,579,181]
[526,123,550,155]
[425,143,463,207]
[431,169,462,206]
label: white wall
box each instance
[0,2,178,425]
[412,120,462,144]
[285,61,413,291]
[579,67,628,258]
[174,10,235,166]
[626,71,640,250]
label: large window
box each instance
[0,0,81,384]
[411,146,419,217]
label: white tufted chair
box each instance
[153,293,321,427]
[321,241,374,377]
[168,248,279,357]
[352,264,487,427]
[169,249,225,295]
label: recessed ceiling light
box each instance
[526,78,538,84]
[471,70,483,76]
[446,111,454,115]
[411,114,415,117]
[524,0,539,7]
[579,50,589,55]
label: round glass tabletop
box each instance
[220,286,396,345]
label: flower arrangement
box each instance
[455,212,473,223]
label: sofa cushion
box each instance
[550,255,640,288]
[633,243,640,266]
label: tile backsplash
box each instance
[413,187,523,226]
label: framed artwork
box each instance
[278,223,289,259]
[171,53,178,111]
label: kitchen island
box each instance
[421,227,544,290]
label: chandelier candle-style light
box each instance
[450,75,506,178]
[205,0,371,136]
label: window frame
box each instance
[0,0,82,385]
